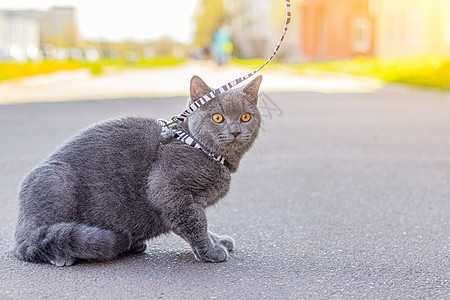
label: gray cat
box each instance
[14,75,262,266]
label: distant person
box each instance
[211,27,233,66]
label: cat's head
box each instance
[186,75,263,165]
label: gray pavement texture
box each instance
[0,87,449,299]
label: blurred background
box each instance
[0,0,449,100]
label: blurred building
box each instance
[375,0,450,57]
[227,0,274,58]
[226,0,299,61]
[299,0,450,59]
[0,10,42,61]
[299,0,375,59]
[41,7,79,48]
[0,6,78,61]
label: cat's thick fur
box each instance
[14,75,262,266]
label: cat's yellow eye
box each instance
[212,113,224,123]
[241,113,251,122]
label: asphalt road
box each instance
[0,87,449,299]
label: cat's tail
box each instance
[14,222,130,266]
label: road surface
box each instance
[0,86,449,299]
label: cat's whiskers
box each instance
[248,141,265,165]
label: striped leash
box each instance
[160,0,291,128]
[158,0,292,168]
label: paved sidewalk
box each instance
[0,61,384,104]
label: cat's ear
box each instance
[190,75,212,103]
[243,75,263,104]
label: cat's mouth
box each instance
[215,133,252,148]
[203,133,254,157]
[216,135,240,144]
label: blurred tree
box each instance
[193,0,226,48]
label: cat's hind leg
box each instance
[15,161,130,266]
[126,240,147,254]
[14,223,130,266]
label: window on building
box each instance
[352,17,372,53]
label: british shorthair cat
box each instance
[14,75,262,266]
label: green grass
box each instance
[295,56,450,91]
[231,57,277,69]
[2,56,449,91]
[0,56,185,82]
[232,56,450,91]
[0,61,80,81]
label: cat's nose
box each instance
[231,132,241,138]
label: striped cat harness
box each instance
[172,130,226,166]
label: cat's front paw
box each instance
[216,236,235,251]
[50,256,76,267]
[195,244,228,263]
[209,232,235,251]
